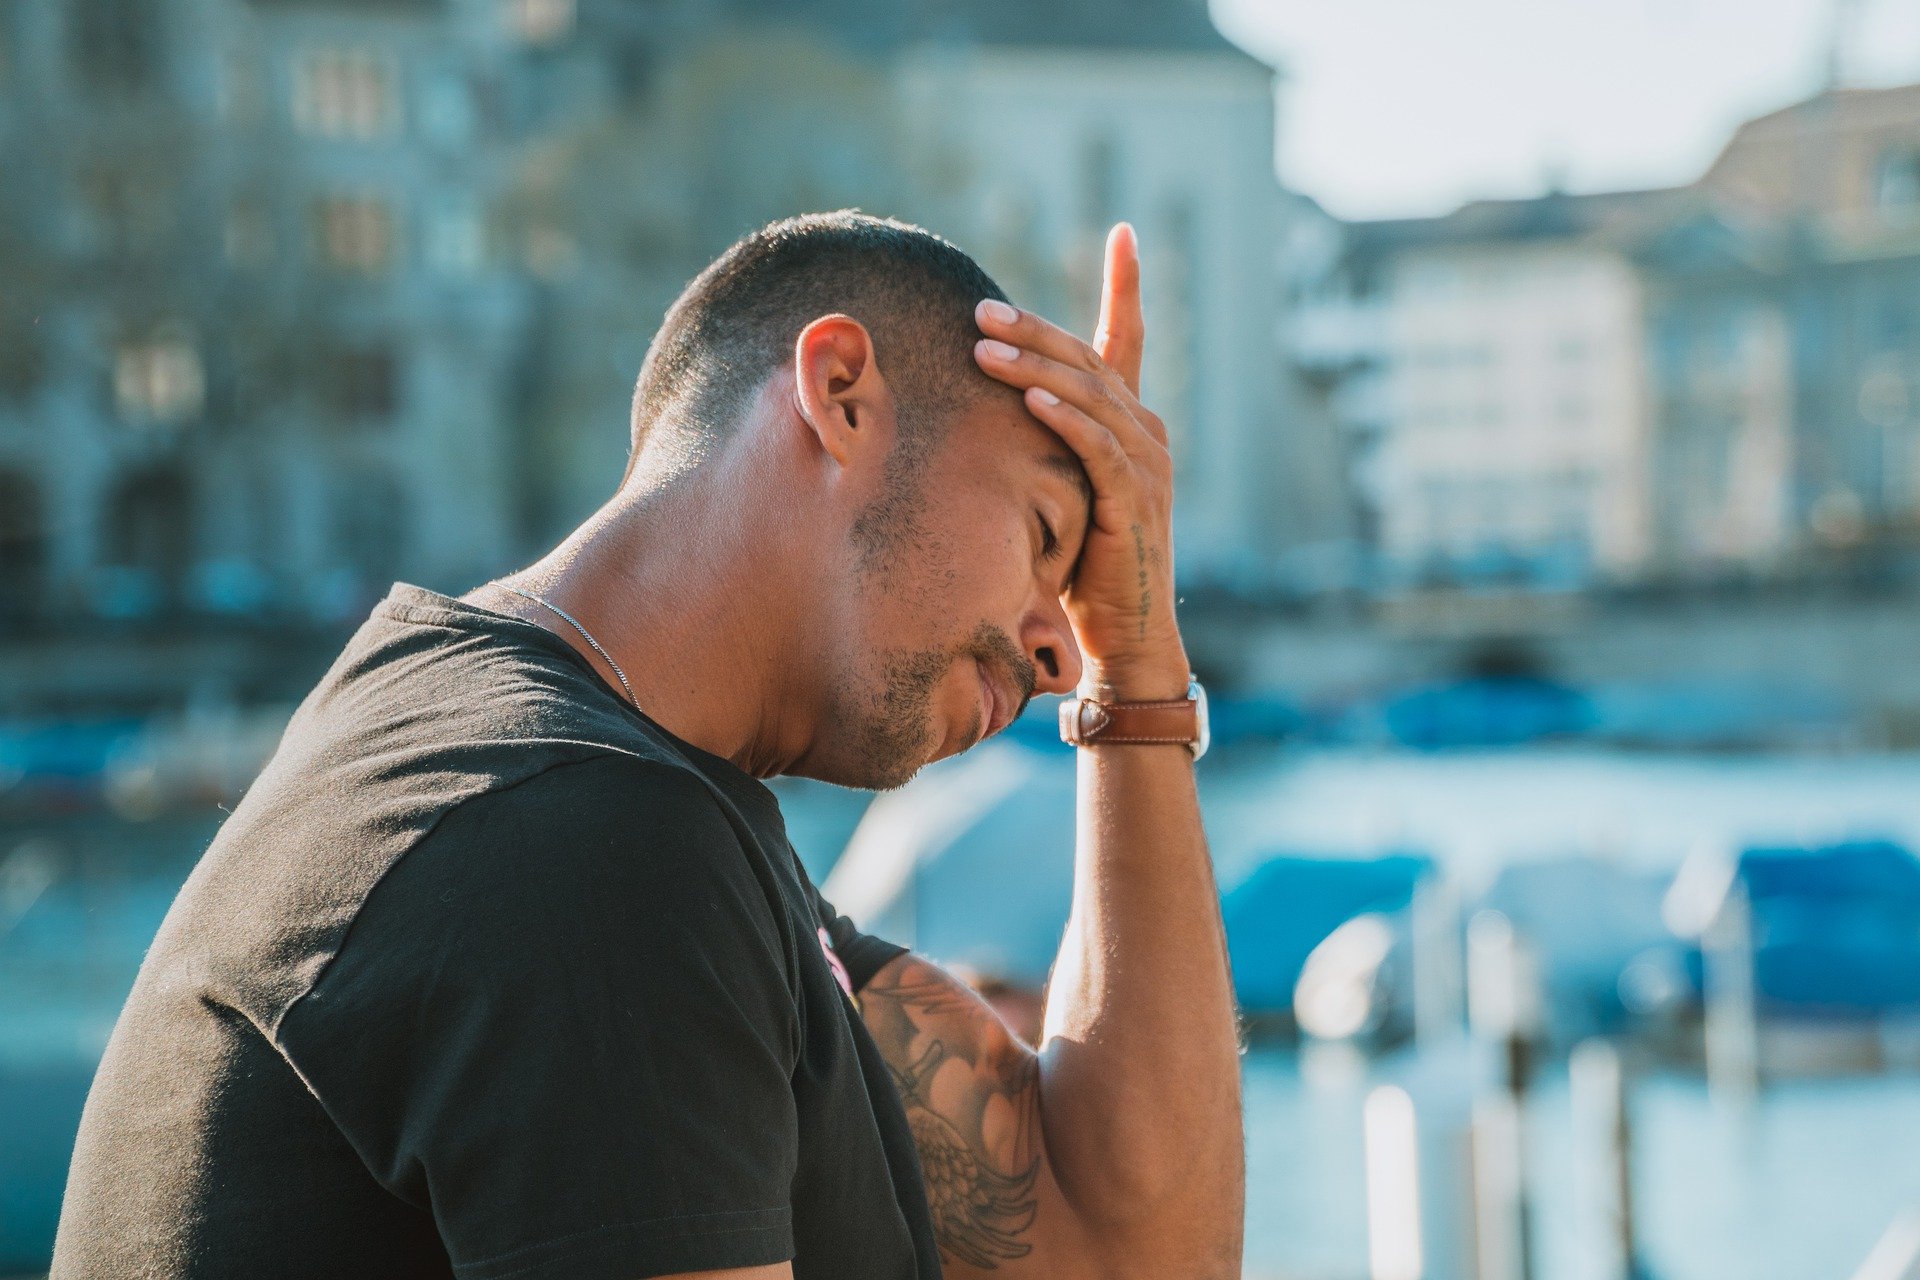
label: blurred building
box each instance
[1336,190,1681,589]
[0,0,1334,712]
[0,0,549,645]
[1635,207,1797,577]
[1700,86,1920,559]
[1299,83,1920,593]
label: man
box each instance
[55,211,1243,1279]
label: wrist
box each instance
[1081,651,1192,704]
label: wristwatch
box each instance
[1058,675,1210,761]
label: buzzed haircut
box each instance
[629,211,1010,477]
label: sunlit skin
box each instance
[471,224,1243,1280]
[467,297,1092,791]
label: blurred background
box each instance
[4,0,1920,1276]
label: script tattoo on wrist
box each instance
[860,957,1041,1269]
[1131,521,1151,641]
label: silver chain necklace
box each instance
[494,583,639,711]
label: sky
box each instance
[1212,0,1920,221]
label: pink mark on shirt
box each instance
[818,926,855,999]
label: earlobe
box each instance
[793,314,889,469]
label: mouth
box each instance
[975,659,1006,743]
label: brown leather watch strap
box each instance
[1059,695,1198,746]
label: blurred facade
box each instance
[1300,83,1920,592]
[0,0,541,639]
[0,0,1338,715]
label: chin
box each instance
[867,762,927,793]
[814,758,925,794]
[794,739,933,793]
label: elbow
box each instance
[1056,1142,1245,1278]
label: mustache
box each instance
[966,621,1038,719]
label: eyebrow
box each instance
[1040,451,1095,511]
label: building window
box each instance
[1876,148,1920,215]
[220,48,266,123]
[77,163,171,257]
[321,347,399,421]
[419,72,474,145]
[0,470,45,626]
[69,0,163,95]
[114,329,204,424]
[225,200,273,267]
[312,194,395,272]
[505,0,576,44]
[293,48,399,139]
[427,202,483,273]
[0,314,45,403]
[104,465,193,601]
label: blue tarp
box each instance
[1739,840,1920,905]
[1222,854,1432,1013]
[0,719,144,784]
[1685,840,1920,1013]
[1338,677,1593,749]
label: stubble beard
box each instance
[840,620,1038,792]
[842,444,949,791]
[846,644,957,792]
[838,435,1036,791]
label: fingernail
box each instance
[977,338,1019,362]
[1029,386,1059,406]
[977,298,1018,326]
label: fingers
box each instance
[1019,384,1140,518]
[975,296,1105,383]
[974,337,1166,453]
[1094,223,1143,396]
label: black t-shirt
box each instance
[54,584,941,1280]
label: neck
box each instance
[482,472,819,778]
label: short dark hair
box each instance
[629,211,1010,476]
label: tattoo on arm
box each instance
[859,957,1041,1270]
[1130,522,1151,641]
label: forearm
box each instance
[1037,679,1244,1275]
[961,224,1244,1274]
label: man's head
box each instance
[630,211,1009,489]
[627,211,1090,791]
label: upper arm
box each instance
[859,953,1101,1280]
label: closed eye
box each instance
[1037,512,1064,562]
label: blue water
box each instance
[1240,1051,1920,1280]
[9,750,1920,1276]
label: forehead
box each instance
[945,392,1092,508]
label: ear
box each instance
[792,314,894,469]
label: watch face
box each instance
[1189,677,1210,761]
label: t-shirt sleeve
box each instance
[805,875,908,995]
[277,754,801,1280]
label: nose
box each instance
[1023,591,1082,699]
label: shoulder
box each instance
[322,753,791,994]
[272,759,812,1217]
[406,752,767,918]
